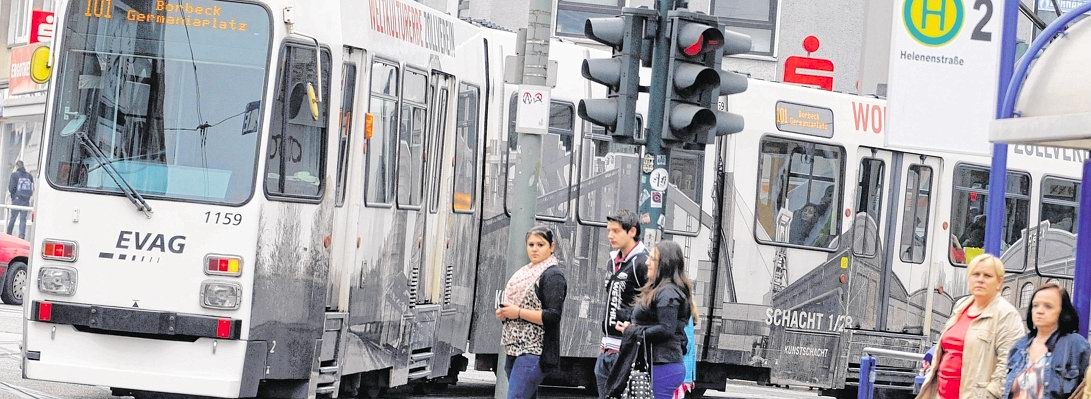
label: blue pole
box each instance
[1075,161,1091,337]
[858,355,875,399]
[983,0,1021,256]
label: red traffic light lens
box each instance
[683,39,703,57]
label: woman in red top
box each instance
[917,254,1025,399]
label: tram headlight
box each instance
[38,267,77,296]
[200,281,242,310]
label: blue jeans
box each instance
[594,351,619,399]
[652,363,685,399]
[504,354,544,399]
[6,209,26,239]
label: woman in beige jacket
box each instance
[916,254,1025,399]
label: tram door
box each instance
[856,148,942,334]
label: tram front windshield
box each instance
[46,0,272,205]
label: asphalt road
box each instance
[0,304,831,399]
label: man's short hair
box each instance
[606,209,642,241]
[15,161,23,168]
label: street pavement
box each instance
[0,304,830,399]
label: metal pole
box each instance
[1075,160,1091,337]
[495,0,552,397]
[984,0,1020,256]
[638,0,676,244]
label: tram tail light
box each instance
[36,302,53,322]
[42,240,77,262]
[216,319,232,339]
[205,255,242,277]
[38,267,78,296]
[200,281,242,310]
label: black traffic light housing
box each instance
[662,11,751,148]
[578,10,650,144]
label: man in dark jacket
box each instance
[7,161,32,239]
[594,209,648,398]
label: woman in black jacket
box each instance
[612,240,693,399]
[495,226,568,399]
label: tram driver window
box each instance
[265,45,331,199]
[948,165,1031,264]
[755,137,845,249]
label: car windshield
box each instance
[45,0,272,205]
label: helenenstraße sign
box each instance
[886,0,1007,156]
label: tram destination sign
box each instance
[775,101,834,138]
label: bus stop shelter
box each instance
[990,3,1091,336]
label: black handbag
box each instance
[623,332,654,399]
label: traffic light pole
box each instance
[496,0,553,397]
[637,0,678,244]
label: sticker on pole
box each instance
[649,168,669,191]
[516,85,551,134]
[641,154,654,173]
[650,191,663,209]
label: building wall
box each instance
[774,0,866,93]
[458,0,1047,96]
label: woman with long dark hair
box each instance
[609,240,694,399]
[495,226,568,399]
[1002,283,1089,399]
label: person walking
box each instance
[917,254,1025,399]
[7,160,32,239]
[595,209,649,398]
[1003,283,1089,399]
[495,226,568,399]
[608,240,693,399]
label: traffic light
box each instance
[578,13,645,143]
[702,29,751,146]
[662,11,751,147]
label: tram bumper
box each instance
[23,302,264,398]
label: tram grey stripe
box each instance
[99,252,114,259]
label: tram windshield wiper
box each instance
[74,130,153,218]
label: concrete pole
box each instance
[495,0,552,397]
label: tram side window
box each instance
[266,45,332,199]
[899,165,933,264]
[1041,177,1079,234]
[335,63,358,207]
[505,97,575,219]
[365,61,399,206]
[453,84,480,213]
[949,165,1031,264]
[577,121,642,225]
[664,149,705,235]
[397,69,428,208]
[853,158,885,257]
[755,137,844,249]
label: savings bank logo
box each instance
[904,0,964,46]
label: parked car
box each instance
[0,233,30,305]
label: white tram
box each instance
[20,0,1082,398]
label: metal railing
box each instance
[857,347,926,399]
